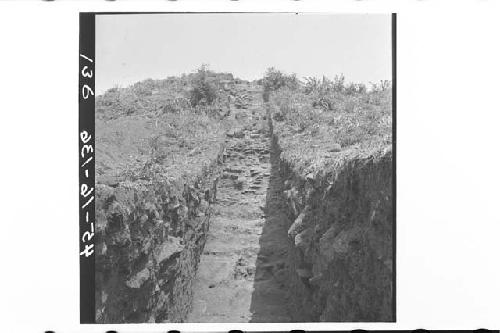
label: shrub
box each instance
[132,78,156,97]
[370,80,392,93]
[345,82,367,95]
[189,64,219,107]
[332,74,346,93]
[304,77,321,95]
[303,75,370,111]
[262,67,301,102]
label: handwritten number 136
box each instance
[80,54,94,99]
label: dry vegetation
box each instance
[95,65,246,183]
[265,68,392,174]
[96,66,392,182]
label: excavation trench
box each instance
[188,93,291,322]
[96,85,392,323]
[96,80,393,323]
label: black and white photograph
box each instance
[4,1,500,332]
[92,13,394,323]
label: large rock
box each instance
[154,237,184,264]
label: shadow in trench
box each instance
[249,137,292,323]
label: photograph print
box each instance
[87,12,395,323]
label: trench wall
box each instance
[271,122,394,322]
[95,148,223,323]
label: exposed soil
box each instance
[188,89,291,322]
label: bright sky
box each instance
[96,13,392,94]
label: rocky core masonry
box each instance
[95,148,223,323]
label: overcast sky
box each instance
[96,13,392,94]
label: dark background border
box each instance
[79,12,96,324]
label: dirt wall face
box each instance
[276,138,393,322]
[95,159,221,323]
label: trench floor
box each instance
[187,91,291,323]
